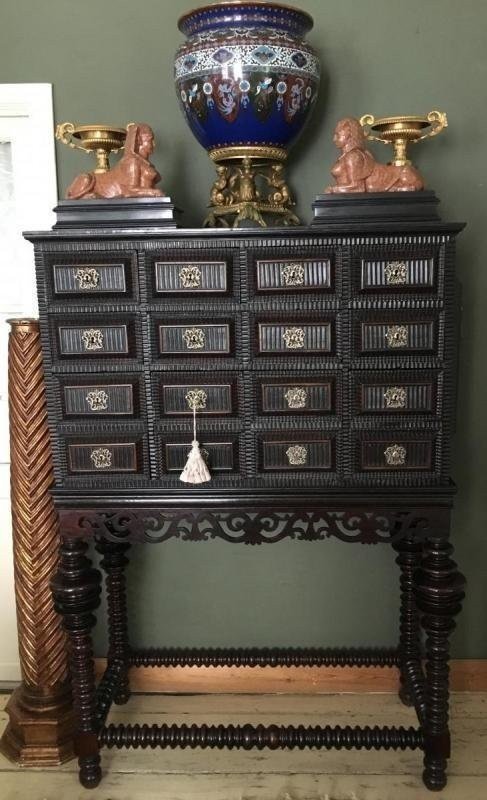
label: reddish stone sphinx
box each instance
[66,123,164,199]
[325,117,424,193]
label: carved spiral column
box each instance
[0,319,75,765]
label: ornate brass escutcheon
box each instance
[385,262,408,285]
[75,267,101,290]
[385,325,408,349]
[86,389,109,411]
[384,386,407,409]
[179,265,202,289]
[282,263,305,286]
[90,447,112,469]
[182,328,206,350]
[286,444,308,466]
[81,328,104,351]
[384,444,407,466]
[283,327,305,349]
[284,387,308,409]
[185,388,208,411]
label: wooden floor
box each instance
[1,692,486,800]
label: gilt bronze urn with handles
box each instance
[174,1,321,226]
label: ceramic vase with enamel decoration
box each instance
[174,2,320,225]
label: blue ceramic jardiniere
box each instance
[175,1,320,160]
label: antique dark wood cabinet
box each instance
[27,195,466,791]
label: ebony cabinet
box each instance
[27,198,466,792]
[31,219,459,491]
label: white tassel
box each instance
[180,439,211,484]
[179,403,211,484]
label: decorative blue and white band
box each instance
[175,42,320,81]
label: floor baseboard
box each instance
[94,659,487,693]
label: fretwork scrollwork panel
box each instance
[58,507,451,546]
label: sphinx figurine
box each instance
[325,117,424,193]
[66,122,164,199]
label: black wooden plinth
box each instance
[53,197,180,228]
[311,190,441,225]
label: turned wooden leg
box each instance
[394,535,424,708]
[95,538,131,704]
[414,537,466,791]
[51,537,102,789]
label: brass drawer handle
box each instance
[385,261,408,285]
[185,388,208,411]
[384,444,406,466]
[86,389,109,411]
[90,447,112,469]
[385,325,408,348]
[384,386,407,409]
[82,328,104,351]
[286,444,308,465]
[179,264,202,289]
[282,263,305,286]
[182,327,206,350]
[75,266,100,290]
[283,326,305,349]
[284,387,308,409]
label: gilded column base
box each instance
[203,155,300,228]
[0,683,75,766]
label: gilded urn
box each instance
[174,1,321,163]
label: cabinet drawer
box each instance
[163,440,237,472]
[161,382,234,416]
[62,382,135,417]
[159,323,231,355]
[53,262,127,295]
[58,324,129,356]
[258,322,332,354]
[45,251,136,301]
[256,257,331,292]
[68,442,138,473]
[259,380,333,414]
[355,372,437,415]
[260,436,333,471]
[359,437,433,471]
[358,256,436,291]
[154,260,227,293]
[358,319,436,354]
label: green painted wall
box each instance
[1,0,486,657]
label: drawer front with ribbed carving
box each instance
[161,381,234,416]
[358,320,436,354]
[258,322,333,355]
[358,437,433,471]
[63,382,135,416]
[163,440,237,472]
[53,263,127,295]
[67,442,138,473]
[355,373,436,415]
[158,323,231,355]
[358,256,436,292]
[58,324,130,356]
[259,380,333,414]
[154,260,228,294]
[256,257,332,292]
[260,437,333,471]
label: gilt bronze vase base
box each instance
[0,683,75,766]
[203,153,300,228]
